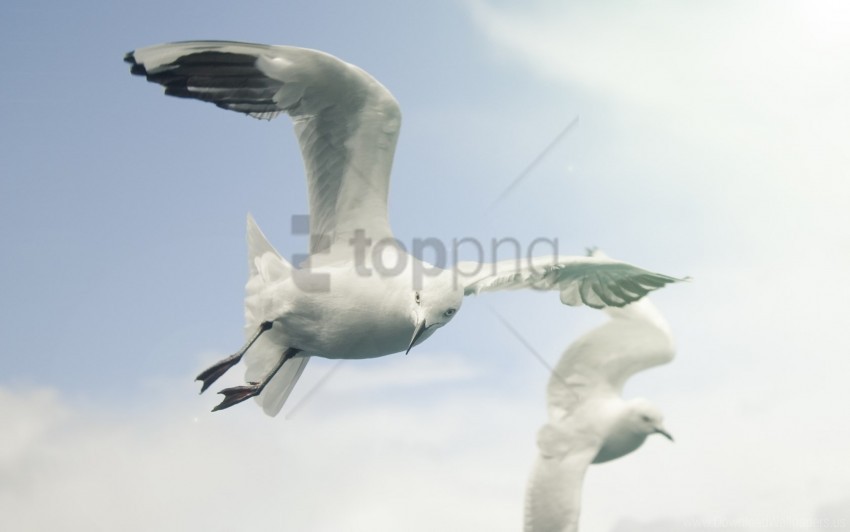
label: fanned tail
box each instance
[242,214,306,416]
[247,353,311,416]
[246,213,290,280]
[244,213,292,334]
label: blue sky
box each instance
[2,1,850,531]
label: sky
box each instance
[2,1,850,531]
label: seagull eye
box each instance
[444,308,456,317]
[415,292,421,305]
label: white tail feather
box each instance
[244,213,293,332]
[243,214,308,416]
[245,214,290,297]
[260,355,310,417]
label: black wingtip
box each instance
[124,51,148,76]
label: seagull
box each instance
[124,41,685,415]
[524,258,675,532]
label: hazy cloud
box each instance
[0,375,538,532]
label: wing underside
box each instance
[126,40,401,249]
[546,297,675,419]
[459,256,684,309]
[525,428,598,532]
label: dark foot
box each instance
[195,353,243,393]
[209,346,301,413]
[212,382,262,412]
[194,321,274,393]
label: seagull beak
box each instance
[655,427,674,442]
[406,317,428,354]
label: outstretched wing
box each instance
[126,41,400,251]
[457,254,684,309]
[525,424,600,532]
[546,295,675,420]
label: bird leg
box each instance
[212,347,301,412]
[195,321,273,393]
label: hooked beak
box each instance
[406,317,428,354]
[654,427,674,442]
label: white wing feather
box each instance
[525,429,599,532]
[546,296,675,421]
[126,41,400,251]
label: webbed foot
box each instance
[212,382,262,411]
[194,321,273,393]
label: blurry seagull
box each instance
[125,41,685,415]
[524,257,675,532]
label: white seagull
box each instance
[524,260,675,532]
[125,41,685,415]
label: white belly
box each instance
[261,268,418,359]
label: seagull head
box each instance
[406,272,464,354]
[627,398,673,441]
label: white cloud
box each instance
[468,0,850,241]
[0,377,539,532]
